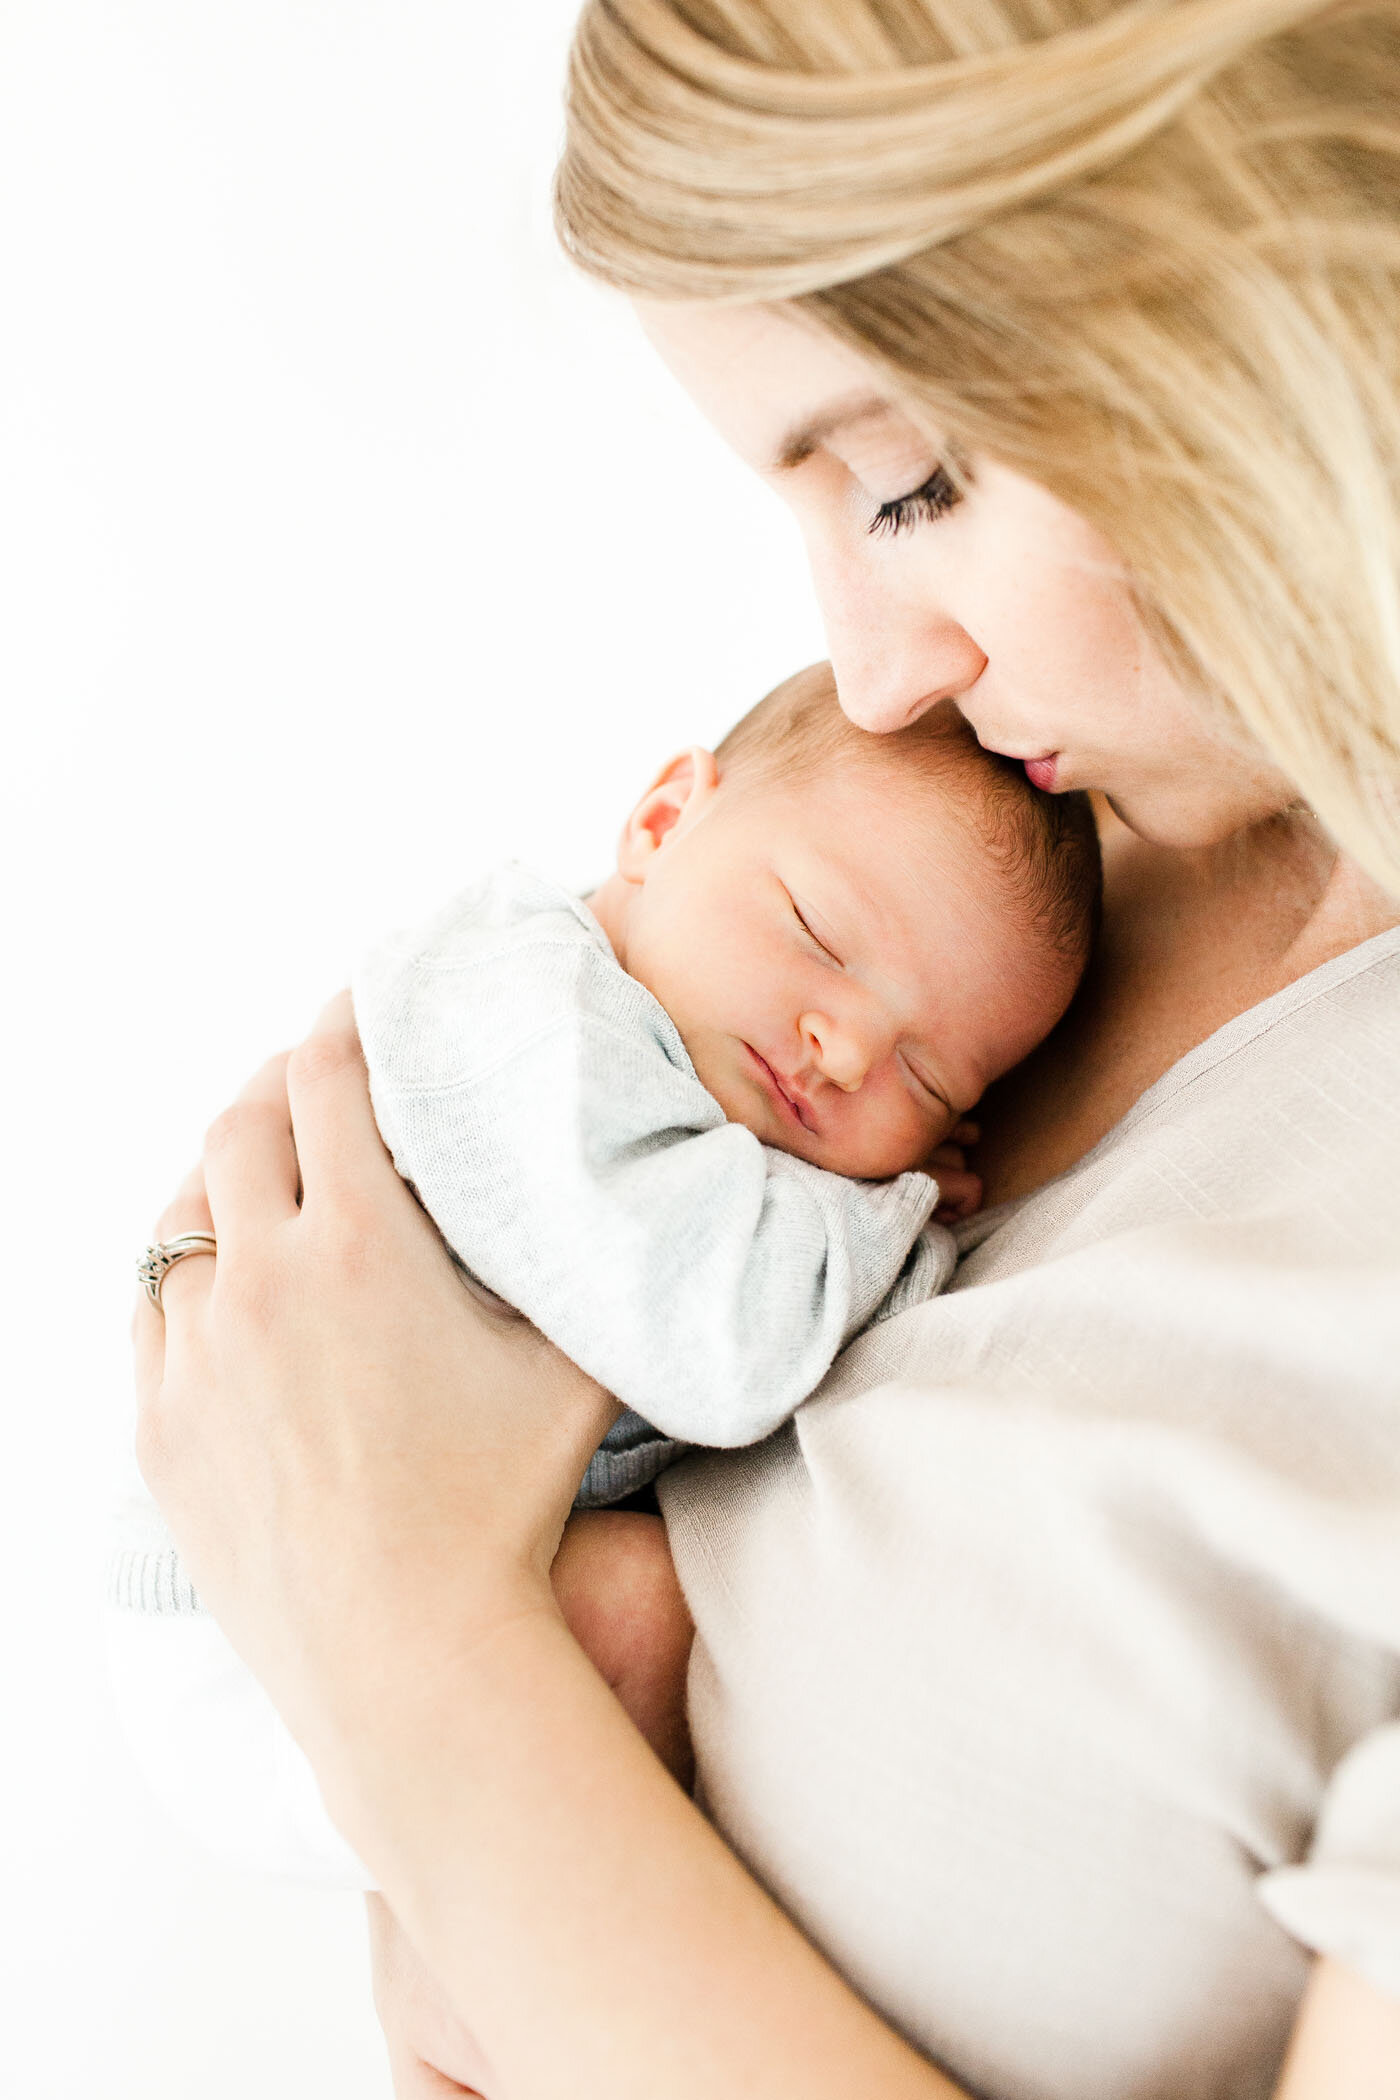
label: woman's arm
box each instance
[1275,1959,1400,2100]
[366,1917,1400,2100]
[134,1002,964,2100]
[366,1894,495,2096]
[134,1001,1400,2100]
[355,1657,1400,2100]
[340,1568,966,2100]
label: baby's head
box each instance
[590,663,1100,1181]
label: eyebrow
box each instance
[769,392,895,472]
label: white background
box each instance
[0,3,822,2091]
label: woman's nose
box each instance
[811,542,987,733]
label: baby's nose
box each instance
[801,1012,876,1091]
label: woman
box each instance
[134,0,1400,2094]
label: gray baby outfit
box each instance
[352,862,955,1505]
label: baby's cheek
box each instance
[838,1091,937,1182]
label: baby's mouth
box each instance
[745,1045,819,1134]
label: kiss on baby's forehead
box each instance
[644,660,1102,970]
[583,660,1103,1191]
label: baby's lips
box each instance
[752,1045,821,1135]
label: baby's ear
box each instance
[615,747,719,881]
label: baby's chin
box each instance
[768,1131,922,1181]
[818,1143,935,1182]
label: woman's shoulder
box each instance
[958,923,1400,1282]
[1109,920,1400,1142]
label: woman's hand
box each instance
[132,993,618,1782]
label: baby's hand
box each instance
[929,1119,982,1225]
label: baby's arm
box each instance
[551,1509,694,1787]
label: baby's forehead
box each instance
[760,771,1003,929]
[775,759,1074,953]
[762,753,986,858]
[713,692,1098,1003]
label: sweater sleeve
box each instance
[1258,1721,1400,1999]
[353,869,954,1450]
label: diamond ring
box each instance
[136,1232,218,1312]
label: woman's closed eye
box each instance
[868,463,963,539]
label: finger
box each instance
[938,1164,982,1201]
[131,1159,219,1353]
[131,1229,215,1423]
[202,1050,301,1242]
[926,1143,967,1173]
[149,1232,218,1325]
[932,1165,983,1222]
[131,1284,166,1396]
[152,1160,215,1245]
[133,1158,211,1389]
[284,990,396,1215]
[952,1119,981,1147]
[133,1159,217,1335]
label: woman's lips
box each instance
[974,729,1062,792]
[745,1045,818,1133]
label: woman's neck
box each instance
[974,804,1399,1209]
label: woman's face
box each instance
[637,300,1296,847]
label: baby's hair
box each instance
[715,663,1101,971]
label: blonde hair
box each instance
[716,661,1102,966]
[556,0,1400,896]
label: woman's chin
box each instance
[1102,776,1299,851]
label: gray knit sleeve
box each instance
[354,866,953,1458]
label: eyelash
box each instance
[868,464,963,539]
[791,897,840,964]
[899,1053,948,1114]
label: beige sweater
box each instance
[659,928,1400,2100]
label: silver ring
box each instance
[137,1232,218,1311]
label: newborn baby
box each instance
[354,661,1100,1505]
[107,661,1100,1884]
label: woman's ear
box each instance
[615,747,719,882]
